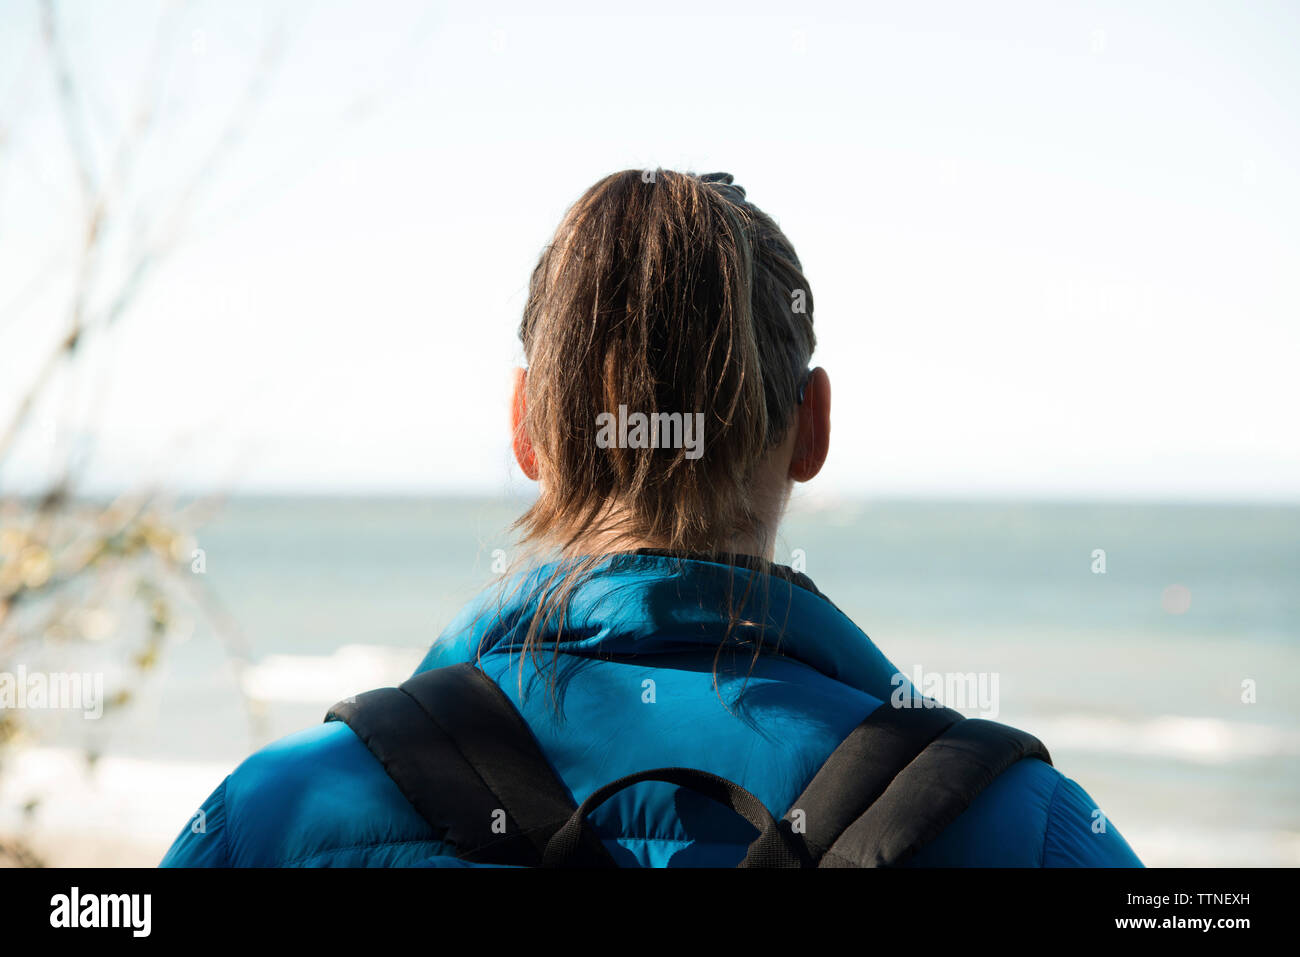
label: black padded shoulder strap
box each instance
[786,702,1052,869]
[770,700,966,865]
[326,663,613,867]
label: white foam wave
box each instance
[1026,712,1300,763]
[239,644,426,705]
[1124,825,1300,867]
[0,747,235,866]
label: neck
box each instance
[554,498,784,563]
[544,473,793,563]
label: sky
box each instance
[1,0,1297,500]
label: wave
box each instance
[0,746,235,866]
[1123,825,1300,867]
[239,643,427,705]
[1023,712,1300,764]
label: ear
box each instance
[510,367,539,481]
[789,367,830,483]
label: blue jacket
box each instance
[160,553,1143,867]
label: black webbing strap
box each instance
[326,663,614,867]
[818,717,1052,868]
[766,701,965,865]
[543,767,813,868]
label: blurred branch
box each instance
[39,0,96,212]
[0,0,289,867]
[0,1,283,475]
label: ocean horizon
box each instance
[3,496,1296,867]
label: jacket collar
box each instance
[417,552,902,703]
[626,547,830,599]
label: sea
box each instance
[2,496,1296,867]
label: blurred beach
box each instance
[2,495,1296,867]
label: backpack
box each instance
[325,662,1051,868]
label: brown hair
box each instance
[496,169,815,705]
